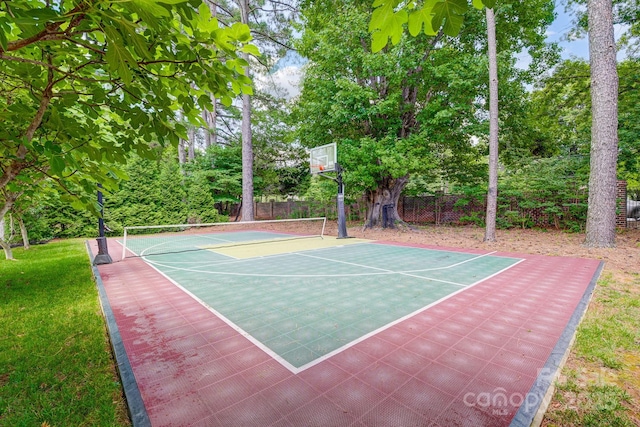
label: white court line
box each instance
[141,247,318,268]
[137,259,464,282]
[294,255,527,372]
[139,242,373,270]
[129,244,526,374]
[131,244,507,289]
[296,250,499,286]
[118,233,240,258]
[139,249,501,284]
[132,258,300,373]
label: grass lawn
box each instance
[542,271,640,426]
[0,239,130,426]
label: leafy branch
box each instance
[369,0,497,52]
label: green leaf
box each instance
[371,31,389,53]
[369,0,408,52]
[239,44,261,57]
[431,0,467,37]
[103,26,136,85]
[193,2,220,32]
[407,4,437,37]
[50,156,65,176]
[482,0,496,8]
[472,0,484,10]
[131,0,170,18]
[124,0,165,30]
[0,17,8,51]
[229,22,252,43]
[220,95,233,107]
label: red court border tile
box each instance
[90,238,602,427]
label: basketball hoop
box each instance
[309,143,337,175]
[310,163,327,175]
[308,143,349,239]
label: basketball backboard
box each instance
[309,142,337,174]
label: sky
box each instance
[546,2,590,59]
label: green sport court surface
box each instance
[95,225,603,426]
[122,231,523,372]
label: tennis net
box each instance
[120,217,327,259]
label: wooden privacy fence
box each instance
[233,181,628,229]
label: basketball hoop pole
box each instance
[310,142,348,238]
[335,163,349,239]
[315,163,349,239]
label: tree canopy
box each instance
[0,0,257,218]
[295,0,555,227]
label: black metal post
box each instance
[94,184,113,265]
[336,163,349,239]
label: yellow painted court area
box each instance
[202,236,371,259]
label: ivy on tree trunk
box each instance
[364,175,408,228]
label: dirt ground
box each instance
[337,223,640,278]
[273,218,638,285]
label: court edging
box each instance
[509,260,605,427]
[85,241,151,427]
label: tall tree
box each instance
[585,0,619,247]
[484,6,499,242]
[296,0,484,227]
[296,0,554,227]
[369,0,560,235]
[239,0,255,221]
[206,0,297,221]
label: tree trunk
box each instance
[0,216,13,260]
[239,0,254,222]
[585,0,618,247]
[0,238,12,260]
[204,0,218,150]
[178,139,187,165]
[188,127,196,161]
[202,108,217,149]
[17,215,30,250]
[484,7,499,243]
[364,175,409,228]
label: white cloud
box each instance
[255,65,303,100]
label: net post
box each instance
[93,184,113,265]
[121,227,128,260]
[321,217,327,239]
